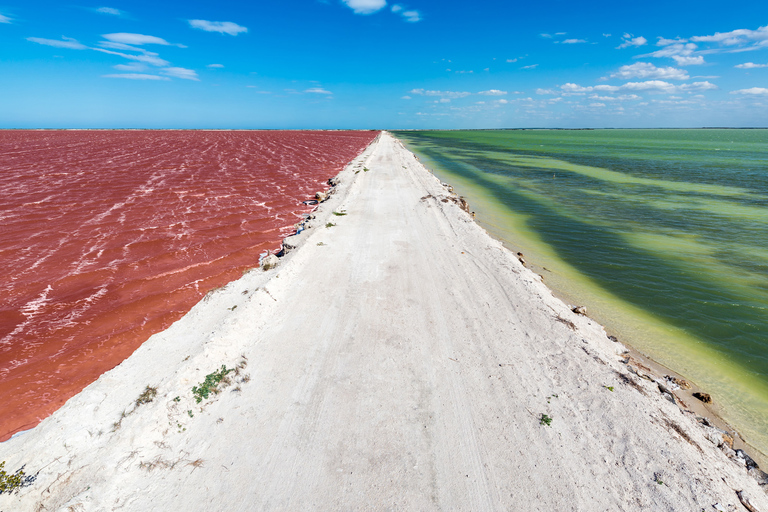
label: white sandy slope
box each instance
[1,132,766,511]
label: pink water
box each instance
[0,130,377,440]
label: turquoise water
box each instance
[393,129,768,458]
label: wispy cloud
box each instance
[521,64,538,69]
[102,33,182,47]
[588,94,642,101]
[735,62,768,69]
[96,7,122,16]
[389,3,420,21]
[27,37,88,50]
[0,13,12,23]
[94,48,170,67]
[617,33,647,49]
[342,0,387,15]
[560,80,716,94]
[305,87,332,94]
[478,89,507,96]
[113,62,148,72]
[561,39,586,44]
[641,42,705,66]
[102,73,170,80]
[730,87,768,95]
[409,89,471,98]
[207,63,225,68]
[162,67,199,81]
[691,25,768,47]
[188,20,248,36]
[606,62,689,80]
[400,10,420,22]
[506,58,518,63]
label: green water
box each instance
[393,129,768,458]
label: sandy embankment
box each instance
[1,132,767,511]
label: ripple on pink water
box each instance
[0,129,377,440]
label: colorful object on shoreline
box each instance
[395,128,768,458]
[0,130,376,441]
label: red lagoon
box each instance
[0,130,377,441]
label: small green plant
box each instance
[546,394,558,404]
[187,410,194,418]
[0,461,30,494]
[173,396,181,402]
[325,222,336,228]
[539,414,553,426]
[604,385,615,392]
[135,386,158,407]
[363,167,370,172]
[332,211,347,216]
[316,242,325,246]
[228,305,237,311]
[192,365,234,403]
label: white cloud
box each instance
[96,7,122,15]
[401,10,420,22]
[439,98,451,103]
[98,41,141,51]
[540,33,553,38]
[735,62,768,69]
[536,88,557,95]
[401,95,411,99]
[103,33,175,46]
[641,42,705,66]
[409,89,471,98]
[672,55,705,65]
[497,99,509,104]
[114,62,147,72]
[0,13,12,23]
[691,25,768,46]
[657,37,687,46]
[560,83,619,93]
[679,81,718,91]
[102,73,170,80]
[730,87,768,95]
[27,37,87,50]
[589,103,606,107]
[391,4,402,11]
[506,58,518,63]
[94,48,169,67]
[207,63,224,68]
[188,20,248,36]
[617,33,647,49]
[342,0,387,15]
[521,64,538,69]
[559,81,715,95]
[305,87,332,94]
[603,33,611,37]
[478,89,507,96]
[589,94,642,101]
[561,39,586,44]
[607,62,689,80]
[162,67,199,81]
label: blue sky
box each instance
[1,0,767,128]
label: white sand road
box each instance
[1,132,766,511]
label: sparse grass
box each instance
[192,365,234,403]
[546,394,558,404]
[135,386,158,407]
[604,385,615,392]
[325,222,336,228]
[363,167,370,172]
[228,305,237,311]
[539,414,553,427]
[332,211,347,216]
[317,242,325,246]
[0,461,30,495]
[173,396,181,403]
